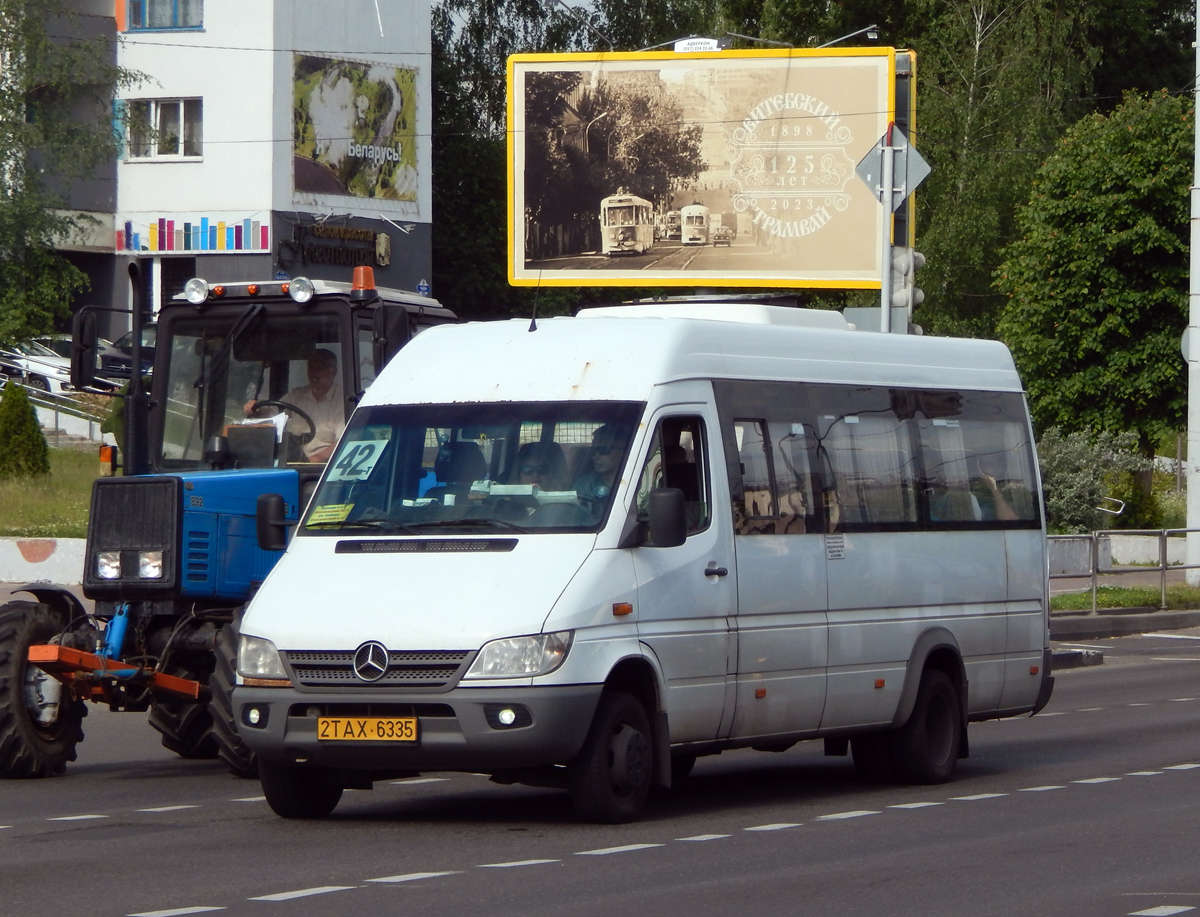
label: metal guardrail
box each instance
[1048,528,1200,614]
[0,373,109,445]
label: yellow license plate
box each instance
[317,717,418,742]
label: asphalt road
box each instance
[3,630,1200,917]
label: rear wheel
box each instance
[148,663,218,760]
[568,691,653,823]
[0,602,86,778]
[891,669,961,784]
[260,760,343,819]
[209,622,257,777]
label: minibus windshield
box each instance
[300,401,644,536]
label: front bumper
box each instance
[235,683,604,773]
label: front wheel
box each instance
[890,669,962,784]
[209,622,257,778]
[260,760,343,819]
[0,602,86,777]
[568,691,653,823]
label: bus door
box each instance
[631,407,736,744]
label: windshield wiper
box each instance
[406,518,531,534]
[305,520,419,535]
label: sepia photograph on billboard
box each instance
[508,48,896,288]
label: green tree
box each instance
[0,382,49,479]
[1036,427,1150,533]
[0,0,140,345]
[995,91,1192,453]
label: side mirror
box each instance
[647,488,686,548]
[71,308,98,390]
[256,493,289,552]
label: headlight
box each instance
[95,551,121,579]
[238,634,288,679]
[464,631,572,680]
[183,277,209,304]
[137,550,163,579]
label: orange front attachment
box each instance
[28,645,202,700]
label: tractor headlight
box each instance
[137,550,163,579]
[183,277,209,304]
[96,551,121,580]
[463,631,572,680]
[238,634,288,680]
[288,276,315,304]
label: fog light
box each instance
[241,705,269,728]
[498,708,516,726]
[138,550,163,579]
[484,703,532,729]
[96,551,121,580]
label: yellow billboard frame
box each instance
[507,47,896,289]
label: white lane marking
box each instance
[231,796,266,803]
[1150,658,1200,662]
[138,805,200,813]
[952,794,1008,801]
[1127,771,1163,776]
[1169,698,1197,702]
[1165,763,1200,770]
[889,802,944,809]
[1129,907,1197,916]
[478,860,560,868]
[1035,711,1066,717]
[128,908,226,917]
[1129,703,1151,707]
[1057,642,1110,649]
[0,825,11,829]
[744,823,802,832]
[248,886,357,901]
[389,777,449,785]
[1074,777,1121,784]
[816,810,880,821]
[677,834,730,841]
[366,871,461,883]
[1144,633,1200,640]
[575,844,664,856]
[48,814,108,821]
[1078,707,1104,712]
[1019,785,1066,792]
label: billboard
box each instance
[508,49,895,288]
[293,55,418,204]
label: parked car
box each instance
[32,333,117,360]
[712,225,735,246]
[101,324,157,381]
[0,340,73,393]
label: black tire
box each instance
[568,690,653,823]
[259,760,343,819]
[148,662,218,760]
[209,622,257,778]
[851,732,896,783]
[0,602,87,778]
[891,669,962,784]
[26,376,49,392]
[670,753,697,785]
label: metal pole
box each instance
[1160,529,1169,610]
[1187,8,1200,584]
[1090,533,1098,614]
[879,124,895,333]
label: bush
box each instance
[1036,427,1150,533]
[0,382,50,479]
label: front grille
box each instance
[284,650,471,688]
[84,477,181,594]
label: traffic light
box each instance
[891,247,926,313]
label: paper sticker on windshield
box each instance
[327,438,389,482]
[308,503,354,525]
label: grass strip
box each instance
[1051,583,1200,612]
[0,448,97,539]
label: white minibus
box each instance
[236,302,1053,822]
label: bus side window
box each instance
[636,416,710,536]
[772,422,815,534]
[733,419,775,534]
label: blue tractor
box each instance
[0,266,454,777]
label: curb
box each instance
[1051,648,1105,670]
[1050,609,1200,641]
[0,538,85,585]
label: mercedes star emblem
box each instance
[353,641,390,682]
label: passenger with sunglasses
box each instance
[512,441,567,491]
[573,424,631,512]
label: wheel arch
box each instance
[12,585,87,626]
[603,652,672,789]
[892,627,967,733]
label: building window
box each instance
[128,0,203,30]
[127,99,203,158]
